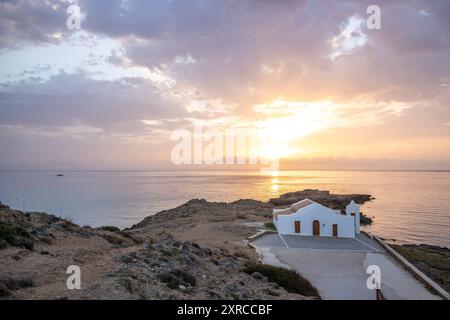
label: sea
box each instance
[0,170,449,247]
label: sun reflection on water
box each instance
[271,178,280,194]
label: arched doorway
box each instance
[313,220,320,236]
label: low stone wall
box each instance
[370,234,449,300]
[247,230,278,263]
[247,229,277,241]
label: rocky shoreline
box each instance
[390,244,450,292]
[1,189,437,300]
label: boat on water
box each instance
[56,174,64,177]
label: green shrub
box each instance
[0,277,34,290]
[157,269,197,289]
[244,264,319,298]
[0,224,29,240]
[170,269,197,287]
[117,254,134,264]
[158,272,179,289]
[0,239,7,250]
[264,222,276,230]
[0,223,33,250]
[99,226,121,232]
[118,277,133,292]
[0,277,34,297]
[100,233,126,246]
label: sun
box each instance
[254,99,330,160]
[258,143,294,160]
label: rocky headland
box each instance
[0,189,373,300]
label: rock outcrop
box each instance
[269,189,372,208]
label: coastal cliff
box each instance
[0,190,372,300]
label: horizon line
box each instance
[1,169,449,173]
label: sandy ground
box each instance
[252,233,441,300]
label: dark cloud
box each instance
[0,0,449,169]
[0,0,70,48]
[76,0,447,105]
[2,1,448,103]
[0,71,186,132]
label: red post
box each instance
[376,288,385,300]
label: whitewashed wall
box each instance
[274,203,356,238]
[346,200,361,234]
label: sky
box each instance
[0,0,449,170]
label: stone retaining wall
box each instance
[369,233,449,300]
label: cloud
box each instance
[0,71,185,134]
[0,0,449,169]
[2,1,448,103]
[185,99,237,115]
[0,0,70,48]
[329,15,367,60]
[0,123,104,138]
[141,119,164,127]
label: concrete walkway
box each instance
[252,233,441,300]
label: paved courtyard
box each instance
[252,233,441,300]
[254,233,382,252]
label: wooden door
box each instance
[333,224,338,237]
[294,221,301,233]
[313,220,320,236]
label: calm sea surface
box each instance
[0,170,449,247]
